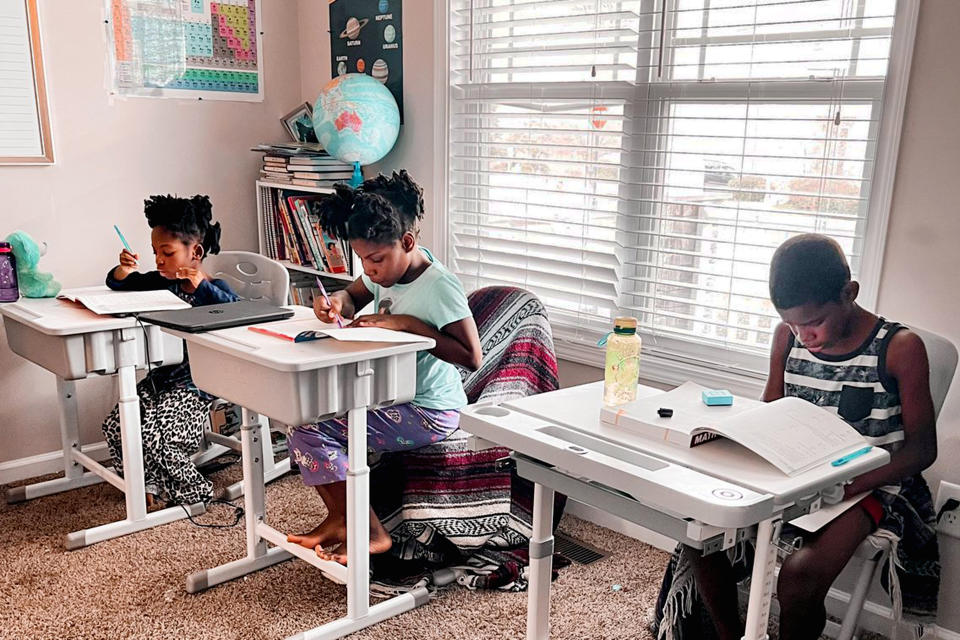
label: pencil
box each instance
[316,277,344,328]
[113,225,138,266]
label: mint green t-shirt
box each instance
[361,248,470,410]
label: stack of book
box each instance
[253,143,355,188]
[266,190,351,275]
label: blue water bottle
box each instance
[0,242,19,302]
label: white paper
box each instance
[790,493,868,532]
[57,287,189,315]
[321,327,428,343]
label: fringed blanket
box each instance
[654,474,940,639]
[370,286,567,594]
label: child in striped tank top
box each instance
[687,234,940,640]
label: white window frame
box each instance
[433,0,920,397]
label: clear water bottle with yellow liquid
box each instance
[602,316,642,406]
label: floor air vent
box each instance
[554,532,608,565]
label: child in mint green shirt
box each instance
[286,171,483,565]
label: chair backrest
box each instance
[203,251,289,306]
[912,326,958,420]
[461,286,559,404]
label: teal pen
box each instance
[316,277,344,328]
[831,446,872,467]
[113,225,138,265]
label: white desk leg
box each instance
[186,407,291,593]
[742,516,782,640]
[346,361,372,620]
[527,482,556,640]
[64,328,203,549]
[6,377,103,503]
[222,415,291,501]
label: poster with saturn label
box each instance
[330,0,404,122]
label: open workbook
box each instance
[248,318,428,344]
[600,382,870,476]
[57,287,190,316]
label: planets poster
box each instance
[329,0,403,122]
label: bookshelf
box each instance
[255,180,357,304]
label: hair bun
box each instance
[315,183,356,239]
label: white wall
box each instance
[295,0,437,249]
[0,1,303,463]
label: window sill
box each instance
[555,338,768,400]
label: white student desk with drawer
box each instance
[460,383,890,640]
[0,295,203,548]
[167,306,435,640]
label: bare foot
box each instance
[287,516,347,551]
[316,520,393,565]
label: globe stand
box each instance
[349,161,363,188]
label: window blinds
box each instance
[448,0,897,360]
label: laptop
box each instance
[138,300,294,333]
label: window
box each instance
[445,0,915,386]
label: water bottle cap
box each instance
[613,316,637,332]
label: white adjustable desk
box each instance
[0,295,203,548]
[460,382,889,640]
[168,306,435,640]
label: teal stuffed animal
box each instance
[5,231,61,298]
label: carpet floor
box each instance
[0,465,886,640]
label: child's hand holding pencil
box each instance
[113,225,139,280]
[313,278,345,328]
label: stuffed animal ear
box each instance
[5,230,40,266]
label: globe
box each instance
[312,73,400,168]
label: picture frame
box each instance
[281,102,318,144]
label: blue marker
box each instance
[831,446,872,467]
[113,225,138,266]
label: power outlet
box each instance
[936,480,960,539]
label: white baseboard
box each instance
[0,441,110,485]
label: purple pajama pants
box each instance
[287,403,460,485]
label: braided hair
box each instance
[143,194,222,256]
[314,170,424,244]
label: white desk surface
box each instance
[0,295,138,336]
[504,382,888,503]
[165,306,435,372]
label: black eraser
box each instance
[658,407,673,418]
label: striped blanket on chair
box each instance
[369,286,567,594]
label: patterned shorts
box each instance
[287,404,460,485]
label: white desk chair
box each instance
[830,327,957,640]
[191,251,292,499]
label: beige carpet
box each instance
[0,466,884,640]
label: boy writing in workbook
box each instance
[284,171,484,565]
[660,233,940,640]
[102,195,238,506]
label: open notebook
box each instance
[58,287,189,316]
[601,382,870,476]
[248,318,428,344]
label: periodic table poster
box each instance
[329,0,403,122]
[106,0,263,101]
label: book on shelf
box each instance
[58,287,190,316]
[292,171,354,180]
[291,178,344,188]
[600,381,871,476]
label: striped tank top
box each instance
[783,318,905,448]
